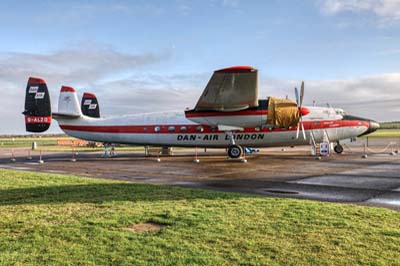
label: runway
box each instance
[1,140,400,210]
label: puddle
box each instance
[9,166,32,170]
[0,165,32,170]
[131,177,149,181]
[292,175,400,190]
[263,189,299,194]
[366,192,400,207]
[172,181,196,186]
[370,199,400,206]
[44,170,66,174]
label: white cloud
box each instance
[222,0,240,8]
[261,73,400,121]
[318,0,400,25]
[0,44,169,134]
[94,73,207,115]
[319,0,377,14]
[95,71,400,123]
[1,44,400,134]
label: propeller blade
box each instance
[296,122,300,139]
[301,122,306,139]
[300,81,304,107]
[294,87,299,106]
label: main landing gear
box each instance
[102,142,116,158]
[334,142,344,154]
[228,144,243,159]
[226,131,243,159]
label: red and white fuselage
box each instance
[56,107,370,148]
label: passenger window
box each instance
[168,126,175,132]
[180,126,187,132]
[154,126,161,132]
[196,126,204,132]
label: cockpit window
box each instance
[335,109,347,116]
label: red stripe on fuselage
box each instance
[60,120,369,134]
[185,109,267,118]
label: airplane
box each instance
[22,66,380,159]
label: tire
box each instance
[334,145,344,154]
[228,145,242,159]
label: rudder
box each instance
[81,92,100,118]
[58,86,82,117]
[23,77,52,132]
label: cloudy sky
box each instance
[1,0,400,134]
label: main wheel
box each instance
[334,145,344,154]
[228,145,242,159]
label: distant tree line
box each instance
[379,122,400,129]
[0,134,68,138]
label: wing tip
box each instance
[215,66,256,73]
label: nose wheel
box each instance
[334,144,344,154]
[228,144,243,159]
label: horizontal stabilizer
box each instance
[52,112,81,119]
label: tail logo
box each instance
[89,104,97,110]
[29,85,45,99]
[34,92,45,99]
[28,86,39,93]
[83,99,97,110]
[83,99,92,105]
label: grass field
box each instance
[363,129,400,138]
[0,136,70,148]
[0,136,145,152]
[379,122,400,130]
[0,169,399,266]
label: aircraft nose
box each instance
[359,120,380,136]
[369,121,380,133]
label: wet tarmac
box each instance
[1,138,400,210]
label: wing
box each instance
[194,66,259,112]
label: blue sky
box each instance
[1,0,400,133]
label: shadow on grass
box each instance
[0,183,242,206]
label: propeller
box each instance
[295,81,306,140]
